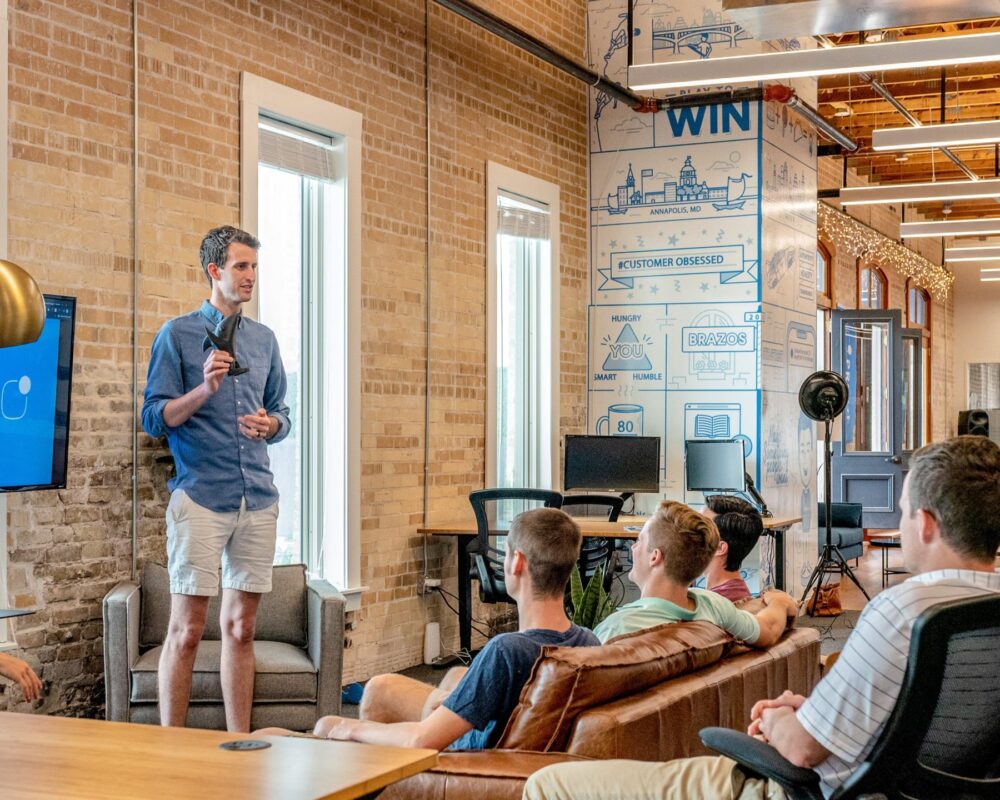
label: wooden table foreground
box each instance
[0,713,437,800]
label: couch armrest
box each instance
[379,751,594,800]
[306,579,346,717]
[102,580,141,722]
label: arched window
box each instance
[857,262,888,309]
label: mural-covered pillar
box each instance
[585,0,818,592]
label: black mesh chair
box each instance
[699,593,1000,800]
[561,494,624,590]
[468,489,563,605]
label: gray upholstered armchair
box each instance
[816,501,864,563]
[103,562,344,730]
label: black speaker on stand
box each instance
[798,370,870,615]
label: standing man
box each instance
[142,225,290,732]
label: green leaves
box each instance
[568,564,617,628]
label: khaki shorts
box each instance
[166,489,278,596]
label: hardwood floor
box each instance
[836,539,908,612]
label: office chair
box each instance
[561,493,624,591]
[699,593,1000,799]
[468,489,563,605]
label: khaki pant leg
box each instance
[523,756,787,800]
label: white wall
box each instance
[950,256,1000,417]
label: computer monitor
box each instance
[684,439,746,493]
[564,435,661,494]
[0,294,76,492]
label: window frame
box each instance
[857,261,888,310]
[904,279,932,444]
[905,279,931,331]
[816,240,834,311]
[239,72,363,608]
[485,161,560,490]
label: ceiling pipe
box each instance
[764,85,859,152]
[858,72,978,181]
[434,0,768,112]
[435,0,862,145]
[433,0,658,112]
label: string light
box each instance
[817,203,954,300]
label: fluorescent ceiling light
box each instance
[901,218,1000,238]
[945,246,1000,262]
[629,30,1000,91]
[980,276,1000,282]
[981,267,1000,273]
[840,178,1000,206]
[873,119,1000,151]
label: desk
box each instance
[0,712,437,800]
[419,515,800,652]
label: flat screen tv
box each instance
[563,434,661,494]
[0,294,76,491]
[684,438,746,493]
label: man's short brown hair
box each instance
[907,435,1000,561]
[508,508,582,598]
[646,500,720,585]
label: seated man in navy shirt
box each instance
[313,507,599,750]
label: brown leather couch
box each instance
[382,619,821,800]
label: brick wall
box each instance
[2,0,587,714]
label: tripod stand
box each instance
[800,415,870,615]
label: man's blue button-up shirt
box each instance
[142,301,291,513]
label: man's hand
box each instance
[0,652,43,703]
[314,715,360,741]
[762,590,800,624]
[239,408,275,441]
[748,690,806,738]
[203,350,233,395]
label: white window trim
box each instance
[240,73,364,610]
[1,0,12,646]
[485,162,560,490]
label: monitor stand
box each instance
[618,492,637,515]
[743,473,772,518]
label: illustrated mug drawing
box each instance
[597,403,643,436]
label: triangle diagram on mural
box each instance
[602,324,653,371]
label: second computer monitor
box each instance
[684,439,746,493]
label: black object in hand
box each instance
[203,313,250,376]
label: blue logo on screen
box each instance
[0,319,60,486]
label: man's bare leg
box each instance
[360,666,468,723]
[220,588,261,732]
[159,594,210,727]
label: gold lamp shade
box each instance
[0,259,46,348]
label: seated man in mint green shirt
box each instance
[594,501,798,645]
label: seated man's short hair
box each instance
[508,508,582,597]
[705,495,763,571]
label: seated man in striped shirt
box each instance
[524,435,1000,800]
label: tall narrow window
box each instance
[815,243,833,502]
[487,163,559,493]
[857,263,888,309]
[256,117,342,569]
[241,74,362,599]
[905,280,932,445]
[815,241,833,371]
